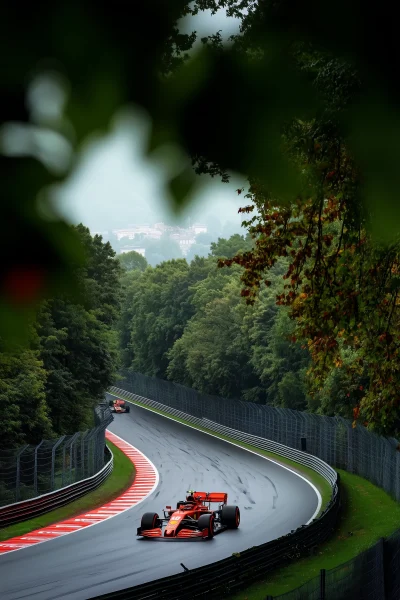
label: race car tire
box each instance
[141,512,160,530]
[125,405,130,413]
[221,505,240,528]
[108,400,114,407]
[197,514,214,539]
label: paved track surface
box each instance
[0,400,318,600]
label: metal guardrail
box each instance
[95,387,340,600]
[0,446,113,528]
[0,403,114,527]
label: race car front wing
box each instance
[138,527,207,539]
[137,521,227,541]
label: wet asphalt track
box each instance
[0,400,319,600]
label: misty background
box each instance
[56,8,245,253]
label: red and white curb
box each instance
[0,430,159,555]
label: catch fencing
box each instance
[0,403,113,511]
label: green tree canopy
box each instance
[167,275,260,398]
[117,250,148,272]
[120,259,197,377]
[210,234,253,259]
[0,335,51,447]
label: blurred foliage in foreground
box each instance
[1,0,399,342]
[2,1,400,433]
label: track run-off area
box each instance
[0,399,320,600]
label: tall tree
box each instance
[37,300,116,434]
[167,266,261,399]
[74,224,122,326]
[0,332,51,447]
[35,225,121,434]
[117,250,148,272]
[219,56,400,432]
[122,260,197,377]
[210,234,253,259]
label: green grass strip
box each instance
[0,440,135,542]
[111,392,332,513]
[228,469,400,598]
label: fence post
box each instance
[320,569,326,600]
[84,430,96,477]
[80,431,89,478]
[51,436,65,491]
[62,442,67,487]
[301,437,307,452]
[92,430,97,474]
[69,432,80,485]
[347,425,353,473]
[15,445,29,502]
[34,440,44,496]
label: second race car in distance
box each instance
[108,398,130,413]
[137,489,240,540]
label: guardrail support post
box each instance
[319,569,326,600]
[15,445,29,502]
[33,440,44,496]
[301,437,307,452]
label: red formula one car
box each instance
[109,398,130,413]
[137,490,240,540]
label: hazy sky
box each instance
[56,9,244,233]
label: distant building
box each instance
[170,233,196,255]
[191,224,207,235]
[112,222,207,254]
[113,226,162,240]
[154,222,167,231]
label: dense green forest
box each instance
[117,237,351,421]
[0,225,121,447]
[2,216,400,449]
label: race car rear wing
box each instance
[193,492,227,504]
